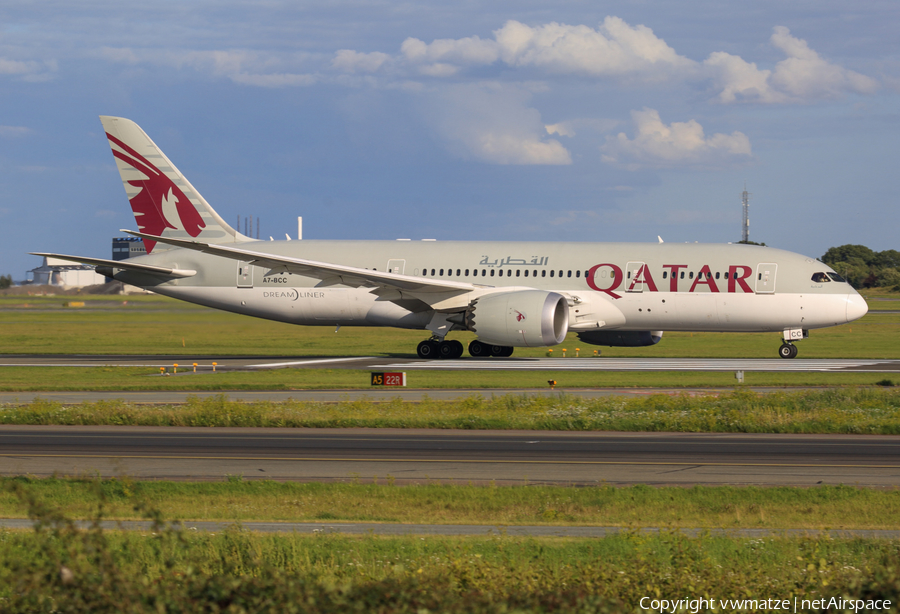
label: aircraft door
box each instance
[625,261,646,292]
[387,259,406,275]
[237,261,253,288]
[756,263,776,294]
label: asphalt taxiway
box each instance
[2,426,898,487]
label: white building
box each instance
[27,256,106,288]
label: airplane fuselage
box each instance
[114,239,865,336]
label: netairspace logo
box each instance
[639,596,893,613]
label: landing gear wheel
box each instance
[417,339,439,359]
[778,343,798,359]
[468,340,492,357]
[438,340,464,359]
[493,346,514,357]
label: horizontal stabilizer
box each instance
[29,253,197,278]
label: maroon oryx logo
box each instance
[514,310,526,322]
[106,132,205,252]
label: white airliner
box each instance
[34,116,868,359]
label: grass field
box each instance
[1,477,899,613]
[1,292,898,359]
[3,388,900,433]
[3,477,899,530]
[4,528,898,612]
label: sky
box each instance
[1,0,899,279]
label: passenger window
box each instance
[524,270,529,277]
[559,270,563,277]
[812,272,831,283]
[567,271,572,278]
[724,271,729,279]
[715,272,720,279]
[680,272,685,279]
[465,269,469,276]
[550,270,555,277]
[663,271,668,279]
[542,270,546,278]
[490,269,495,277]
[516,270,520,277]
[439,269,444,276]
[431,269,435,276]
[576,270,580,278]
[689,272,694,279]
[827,272,846,283]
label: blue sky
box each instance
[2,1,898,279]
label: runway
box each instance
[1,354,899,372]
[2,426,898,487]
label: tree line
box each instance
[821,244,900,291]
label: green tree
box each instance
[821,244,900,290]
[821,244,876,266]
[0,274,12,290]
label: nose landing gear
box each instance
[778,343,799,359]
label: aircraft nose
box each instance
[846,293,868,322]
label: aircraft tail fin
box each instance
[99,116,248,253]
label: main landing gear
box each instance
[468,340,514,358]
[415,338,514,359]
[778,342,799,359]
[416,338,464,359]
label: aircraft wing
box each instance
[30,253,197,278]
[120,231,478,297]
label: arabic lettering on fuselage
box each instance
[479,256,549,267]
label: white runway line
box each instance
[375,358,899,372]
[249,357,377,368]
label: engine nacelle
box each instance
[467,290,568,347]
[576,330,663,347]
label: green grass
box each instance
[1,293,898,358]
[2,490,900,613]
[3,388,900,433]
[2,477,899,530]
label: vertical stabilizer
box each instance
[100,116,248,253]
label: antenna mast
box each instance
[741,182,751,243]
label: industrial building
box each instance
[25,237,146,289]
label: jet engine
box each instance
[466,290,568,347]
[576,330,663,347]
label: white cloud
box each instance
[0,126,30,137]
[401,35,499,65]
[230,72,316,87]
[423,84,571,165]
[0,57,57,82]
[494,17,693,77]
[398,17,693,79]
[601,108,752,169]
[705,27,878,103]
[545,123,575,137]
[332,50,390,74]
[97,47,317,88]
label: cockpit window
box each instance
[827,272,846,283]
[811,272,831,283]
